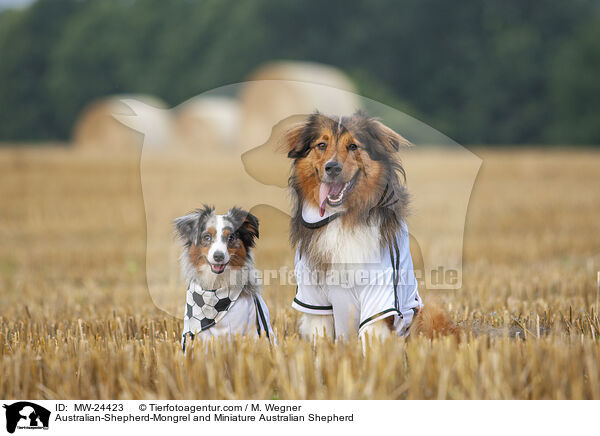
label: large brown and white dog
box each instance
[284,111,459,343]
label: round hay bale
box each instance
[239,61,360,152]
[72,95,171,151]
[172,96,240,150]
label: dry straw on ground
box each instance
[0,146,599,399]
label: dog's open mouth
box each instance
[209,262,228,274]
[318,171,359,216]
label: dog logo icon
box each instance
[2,402,50,433]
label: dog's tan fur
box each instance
[410,300,461,339]
[286,112,460,342]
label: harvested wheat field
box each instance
[1,146,599,400]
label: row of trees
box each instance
[1,0,599,144]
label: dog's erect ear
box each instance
[173,205,213,246]
[369,120,412,153]
[227,207,259,248]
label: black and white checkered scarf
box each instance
[182,280,244,335]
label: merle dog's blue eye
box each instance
[202,233,211,242]
[316,142,327,150]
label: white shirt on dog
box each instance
[181,280,273,350]
[292,219,422,338]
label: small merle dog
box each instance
[174,205,272,350]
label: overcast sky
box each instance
[0,0,35,11]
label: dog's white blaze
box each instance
[315,218,381,265]
[208,215,230,264]
[178,209,257,293]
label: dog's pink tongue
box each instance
[319,183,344,216]
[319,183,329,216]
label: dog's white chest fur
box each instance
[314,219,381,264]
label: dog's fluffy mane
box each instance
[286,111,410,268]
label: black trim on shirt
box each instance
[388,243,397,307]
[255,296,270,339]
[253,296,262,337]
[293,297,333,311]
[392,236,401,312]
[359,308,400,329]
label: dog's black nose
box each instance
[325,161,342,177]
[213,251,225,263]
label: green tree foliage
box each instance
[0,0,79,139]
[0,0,598,144]
[548,19,600,144]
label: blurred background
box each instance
[1,0,600,146]
[1,0,600,400]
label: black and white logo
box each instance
[2,402,50,433]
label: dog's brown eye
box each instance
[227,234,237,243]
[347,143,358,151]
[316,142,327,150]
